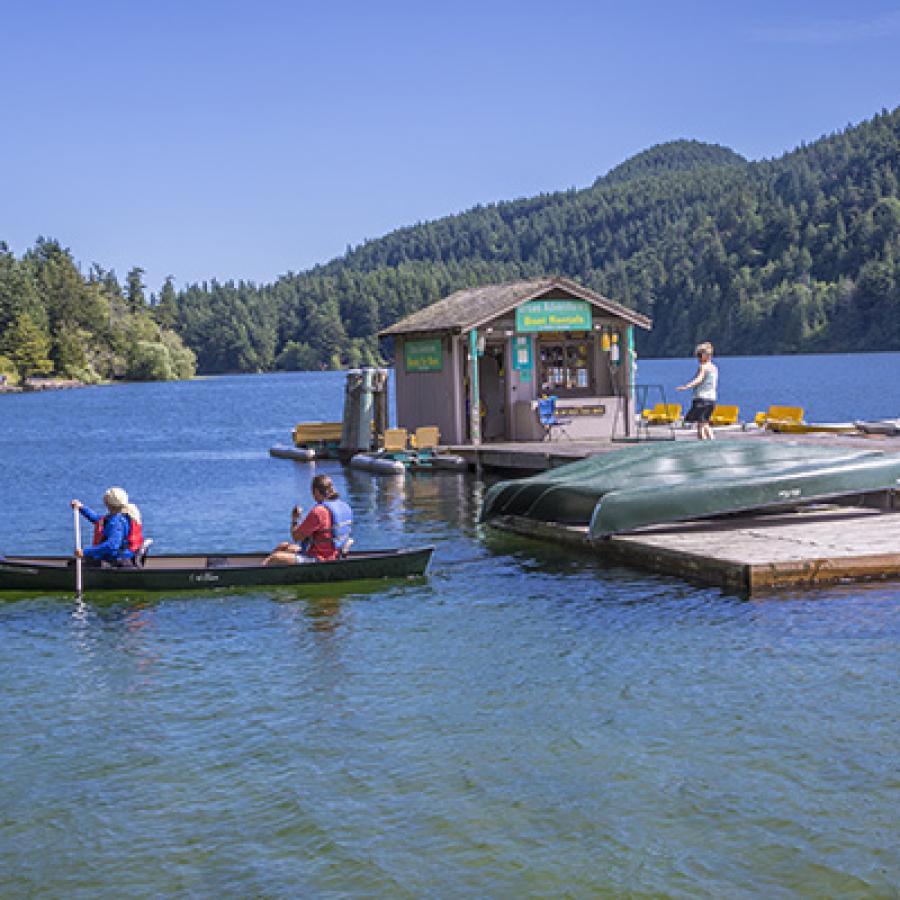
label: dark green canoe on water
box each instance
[0,548,433,593]
[480,440,900,537]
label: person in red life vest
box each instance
[264,474,352,565]
[71,487,144,566]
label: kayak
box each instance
[0,548,433,593]
[480,439,900,537]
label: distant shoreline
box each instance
[0,377,85,394]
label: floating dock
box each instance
[451,429,900,471]
[491,505,900,594]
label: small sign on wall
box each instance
[404,338,443,372]
[513,335,532,382]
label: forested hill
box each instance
[170,106,899,371]
[3,108,897,380]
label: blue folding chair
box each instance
[537,395,572,441]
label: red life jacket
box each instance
[93,514,144,554]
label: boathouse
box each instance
[379,277,652,444]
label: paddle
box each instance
[72,501,83,597]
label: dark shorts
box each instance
[685,398,715,423]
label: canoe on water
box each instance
[0,548,433,593]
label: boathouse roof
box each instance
[378,277,652,337]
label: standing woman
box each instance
[677,342,718,441]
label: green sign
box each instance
[516,299,592,332]
[404,338,443,373]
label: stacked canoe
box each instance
[480,440,900,537]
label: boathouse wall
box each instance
[393,334,462,444]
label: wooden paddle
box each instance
[72,501,83,597]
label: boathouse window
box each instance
[538,336,593,396]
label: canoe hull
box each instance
[0,548,433,593]
[480,439,900,537]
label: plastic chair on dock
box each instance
[382,428,410,454]
[411,426,441,461]
[710,405,739,427]
[538,396,572,441]
[754,406,804,430]
[641,403,682,426]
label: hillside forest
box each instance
[1,106,897,381]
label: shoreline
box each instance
[0,378,85,394]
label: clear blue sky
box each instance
[2,0,898,293]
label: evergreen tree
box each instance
[126,267,146,311]
[3,312,53,378]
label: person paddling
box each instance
[264,474,353,565]
[71,487,144,567]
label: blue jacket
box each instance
[79,505,134,561]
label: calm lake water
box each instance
[1,354,898,897]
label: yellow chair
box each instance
[755,406,804,430]
[642,403,682,425]
[382,428,409,453]
[710,404,739,427]
[410,426,440,451]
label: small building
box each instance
[379,277,652,444]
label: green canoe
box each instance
[0,548,433,593]
[480,440,900,537]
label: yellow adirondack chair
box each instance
[382,428,409,453]
[641,403,682,425]
[710,405,739,427]
[754,406,804,430]
[410,426,440,450]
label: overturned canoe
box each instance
[480,440,900,538]
[856,419,900,436]
[0,548,433,593]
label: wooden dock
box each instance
[450,428,900,471]
[490,506,900,594]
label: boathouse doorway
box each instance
[478,342,508,441]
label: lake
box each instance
[0,354,898,897]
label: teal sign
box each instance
[513,335,532,382]
[404,338,443,373]
[516,299,592,332]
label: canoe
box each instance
[0,548,433,593]
[856,419,900,436]
[480,439,900,537]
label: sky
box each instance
[2,0,898,294]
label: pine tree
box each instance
[3,312,53,378]
[126,267,146,311]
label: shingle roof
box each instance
[378,277,652,336]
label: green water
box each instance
[0,368,897,897]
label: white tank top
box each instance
[694,363,718,401]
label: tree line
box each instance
[0,239,195,384]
